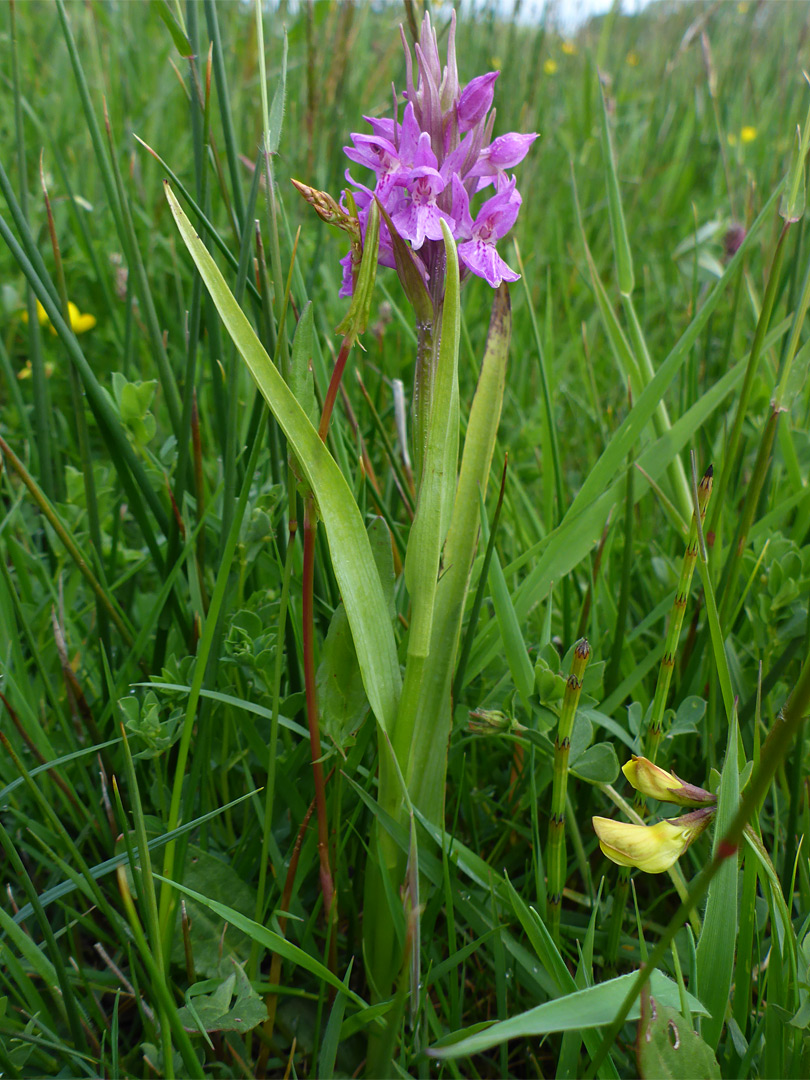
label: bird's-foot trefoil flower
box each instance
[22,298,97,335]
[593,808,714,874]
[623,755,716,808]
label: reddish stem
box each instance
[318,335,353,441]
[297,330,357,967]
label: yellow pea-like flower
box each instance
[622,755,715,807]
[22,299,97,335]
[592,809,713,874]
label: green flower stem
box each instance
[644,464,714,764]
[365,285,511,1006]
[548,639,591,943]
[412,319,437,490]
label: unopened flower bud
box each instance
[468,708,524,734]
[457,71,498,132]
[623,756,716,807]
[291,179,360,242]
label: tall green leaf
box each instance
[165,183,400,735]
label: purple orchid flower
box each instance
[458,178,522,288]
[338,9,537,301]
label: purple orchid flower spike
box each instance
[324,8,537,305]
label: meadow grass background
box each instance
[1,0,810,1076]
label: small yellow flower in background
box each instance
[626,50,640,67]
[727,132,738,147]
[490,56,503,70]
[561,40,577,56]
[737,1,750,13]
[18,359,55,380]
[741,125,757,143]
[593,809,714,874]
[22,298,97,335]
[544,58,558,76]
[623,756,716,807]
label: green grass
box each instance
[1,0,810,1077]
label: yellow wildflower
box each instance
[544,59,558,76]
[626,51,640,67]
[623,756,715,807]
[737,2,749,12]
[22,299,97,335]
[561,41,577,56]
[740,125,757,144]
[18,359,55,380]
[593,809,713,873]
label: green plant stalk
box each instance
[204,0,246,233]
[607,466,713,962]
[117,730,173,1077]
[547,639,591,943]
[644,464,714,763]
[718,244,810,628]
[622,297,692,522]
[514,240,571,639]
[706,223,788,549]
[0,818,87,1053]
[157,417,266,949]
[365,286,511,1005]
[605,454,634,697]
[302,494,337,944]
[116,867,204,1079]
[585,643,810,1079]
[453,454,508,704]
[0,434,135,648]
[0,212,171,544]
[10,0,54,499]
[39,157,112,666]
[402,220,461,664]
[250,523,296,982]
[102,102,183,438]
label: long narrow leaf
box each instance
[165,183,400,735]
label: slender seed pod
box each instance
[547,637,591,943]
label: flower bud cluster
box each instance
[340,11,537,301]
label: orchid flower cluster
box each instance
[593,756,717,874]
[340,10,537,303]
